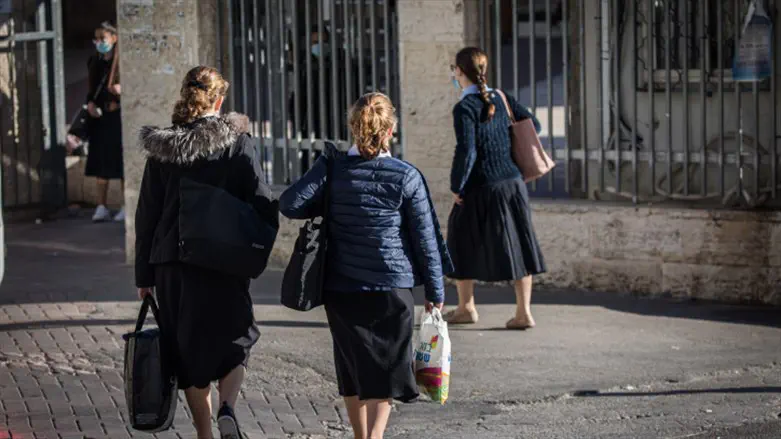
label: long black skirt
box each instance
[85,110,124,180]
[154,263,260,390]
[325,289,418,402]
[447,177,546,281]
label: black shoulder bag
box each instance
[280,156,333,311]
[123,295,178,432]
[178,145,279,279]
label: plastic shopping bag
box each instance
[733,0,773,82]
[414,308,451,404]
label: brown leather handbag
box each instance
[496,90,555,182]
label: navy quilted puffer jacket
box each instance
[279,146,453,303]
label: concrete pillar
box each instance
[397,0,479,214]
[118,0,218,262]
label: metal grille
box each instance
[0,0,66,211]
[218,0,400,185]
[484,0,779,208]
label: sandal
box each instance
[444,309,479,324]
[506,317,535,330]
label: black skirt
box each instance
[325,289,418,402]
[154,263,260,390]
[447,177,546,281]
[85,110,124,180]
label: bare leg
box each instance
[445,280,479,323]
[344,396,368,439]
[512,276,535,327]
[455,280,476,313]
[184,386,213,439]
[96,178,109,206]
[217,366,245,407]
[366,399,393,439]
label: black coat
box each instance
[134,113,279,288]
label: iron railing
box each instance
[483,0,779,208]
[0,0,67,212]
[218,0,400,185]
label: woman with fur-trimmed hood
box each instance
[134,66,278,439]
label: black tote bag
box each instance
[178,177,278,279]
[281,156,333,311]
[123,296,178,432]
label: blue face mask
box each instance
[311,43,329,57]
[95,41,113,54]
[452,77,461,91]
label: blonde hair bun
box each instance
[348,93,397,160]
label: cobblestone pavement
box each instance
[0,304,350,439]
[1,220,347,439]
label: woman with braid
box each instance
[445,47,546,330]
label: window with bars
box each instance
[643,0,756,85]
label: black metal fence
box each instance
[483,0,779,208]
[219,0,400,185]
[0,0,67,211]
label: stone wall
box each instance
[531,202,781,305]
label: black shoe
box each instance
[217,402,242,439]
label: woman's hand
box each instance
[453,193,463,206]
[109,83,121,96]
[138,287,154,300]
[87,101,100,118]
[424,301,444,313]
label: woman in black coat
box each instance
[134,66,278,439]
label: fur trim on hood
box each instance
[139,112,250,165]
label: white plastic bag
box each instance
[733,0,773,82]
[414,308,451,404]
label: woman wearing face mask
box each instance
[85,22,125,222]
[446,47,546,330]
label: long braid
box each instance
[476,69,496,120]
[455,47,497,121]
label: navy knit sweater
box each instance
[450,90,542,195]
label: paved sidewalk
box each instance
[2,218,781,438]
[1,220,345,439]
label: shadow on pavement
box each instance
[572,386,781,397]
[256,320,329,329]
[3,218,779,330]
[0,318,137,331]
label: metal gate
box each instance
[219,0,400,185]
[483,0,779,208]
[0,0,66,212]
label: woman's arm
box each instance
[450,105,478,195]
[239,137,279,229]
[507,93,542,134]
[279,155,328,220]
[134,161,164,288]
[402,168,446,304]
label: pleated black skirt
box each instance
[324,289,418,402]
[154,263,260,390]
[447,177,546,281]
[85,110,124,180]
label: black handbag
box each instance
[178,176,278,279]
[123,296,178,432]
[280,156,333,311]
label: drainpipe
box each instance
[600,0,611,146]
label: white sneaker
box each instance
[113,207,126,222]
[92,205,111,222]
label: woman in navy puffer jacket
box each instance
[280,92,452,439]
